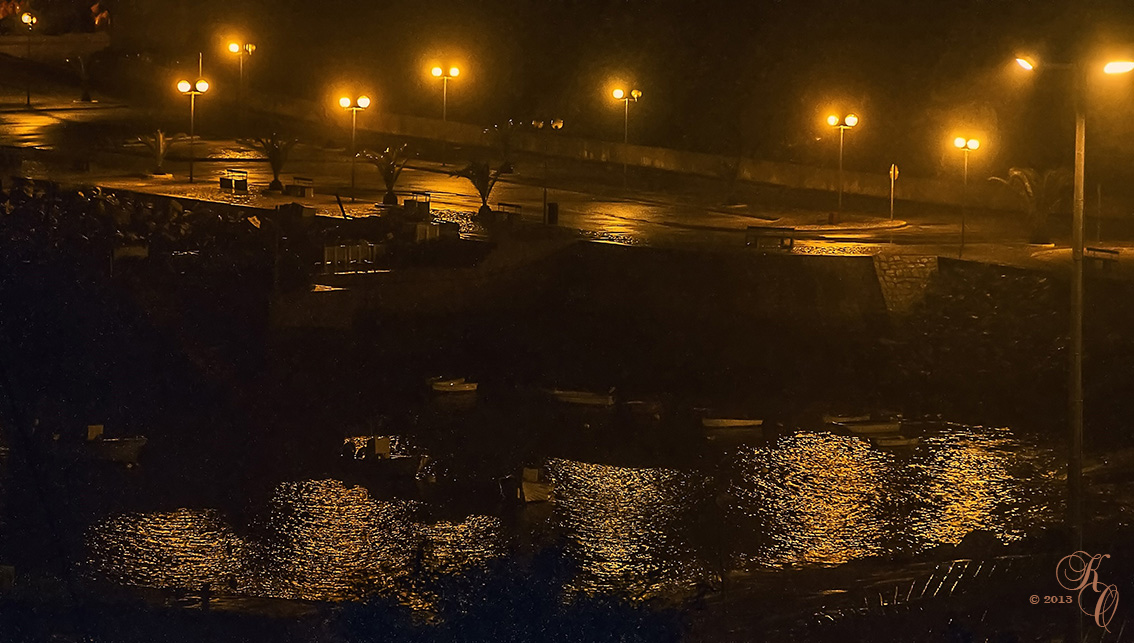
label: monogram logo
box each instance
[1055,551,1120,631]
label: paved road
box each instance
[0,97,1092,259]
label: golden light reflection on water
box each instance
[730,432,890,567]
[909,426,1060,546]
[86,508,248,591]
[547,459,714,600]
[725,426,1060,570]
[87,479,503,609]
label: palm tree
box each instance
[988,167,1072,244]
[358,144,411,205]
[450,160,514,217]
[240,133,298,191]
[137,130,185,175]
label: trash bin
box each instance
[545,202,559,225]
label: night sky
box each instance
[108,0,1134,190]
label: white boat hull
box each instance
[83,437,147,464]
[873,436,919,447]
[432,381,478,393]
[839,421,901,434]
[545,389,614,406]
[702,418,764,428]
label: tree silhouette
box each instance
[359,144,411,205]
[240,133,298,192]
[988,167,1071,244]
[449,160,513,217]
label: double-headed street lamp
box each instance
[177,78,210,183]
[1016,54,1134,545]
[339,94,371,199]
[953,136,980,257]
[227,41,256,129]
[21,12,36,107]
[431,66,459,121]
[827,113,859,215]
[612,88,642,144]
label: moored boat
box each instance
[342,435,427,478]
[431,380,478,393]
[543,388,614,406]
[519,467,553,503]
[838,420,902,435]
[872,435,919,447]
[701,418,764,428]
[823,413,871,424]
[79,436,148,465]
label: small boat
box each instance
[518,467,553,503]
[705,426,764,443]
[837,420,902,435]
[872,435,919,447]
[431,379,478,393]
[342,435,427,478]
[823,414,870,424]
[82,436,148,465]
[701,418,764,428]
[428,376,464,386]
[543,389,614,407]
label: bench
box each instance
[286,176,315,198]
[498,202,522,223]
[1085,246,1119,270]
[402,192,432,219]
[745,225,795,251]
[219,169,248,192]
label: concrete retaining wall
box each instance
[0,32,109,62]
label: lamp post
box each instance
[227,41,255,131]
[430,66,459,121]
[21,12,36,107]
[531,118,565,218]
[952,137,979,257]
[177,78,210,183]
[339,95,371,200]
[1016,55,1134,546]
[612,88,642,144]
[826,113,859,216]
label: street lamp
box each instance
[612,88,642,144]
[227,41,255,130]
[1016,54,1134,546]
[177,78,210,183]
[21,12,36,107]
[827,113,859,215]
[430,66,459,121]
[952,137,980,257]
[339,94,371,199]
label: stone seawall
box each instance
[873,254,939,316]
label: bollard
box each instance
[545,202,559,225]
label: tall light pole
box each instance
[177,78,210,183]
[1016,55,1134,546]
[227,41,255,132]
[612,88,642,144]
[431,66,460,121]
[952,137,980,257]
[826,113,859,219]
[339,95,371,200]
[21,12,36,108]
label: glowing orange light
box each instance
[612,88,625,100]
[1104,61,1134,75]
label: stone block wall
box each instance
[873,254,939,315]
